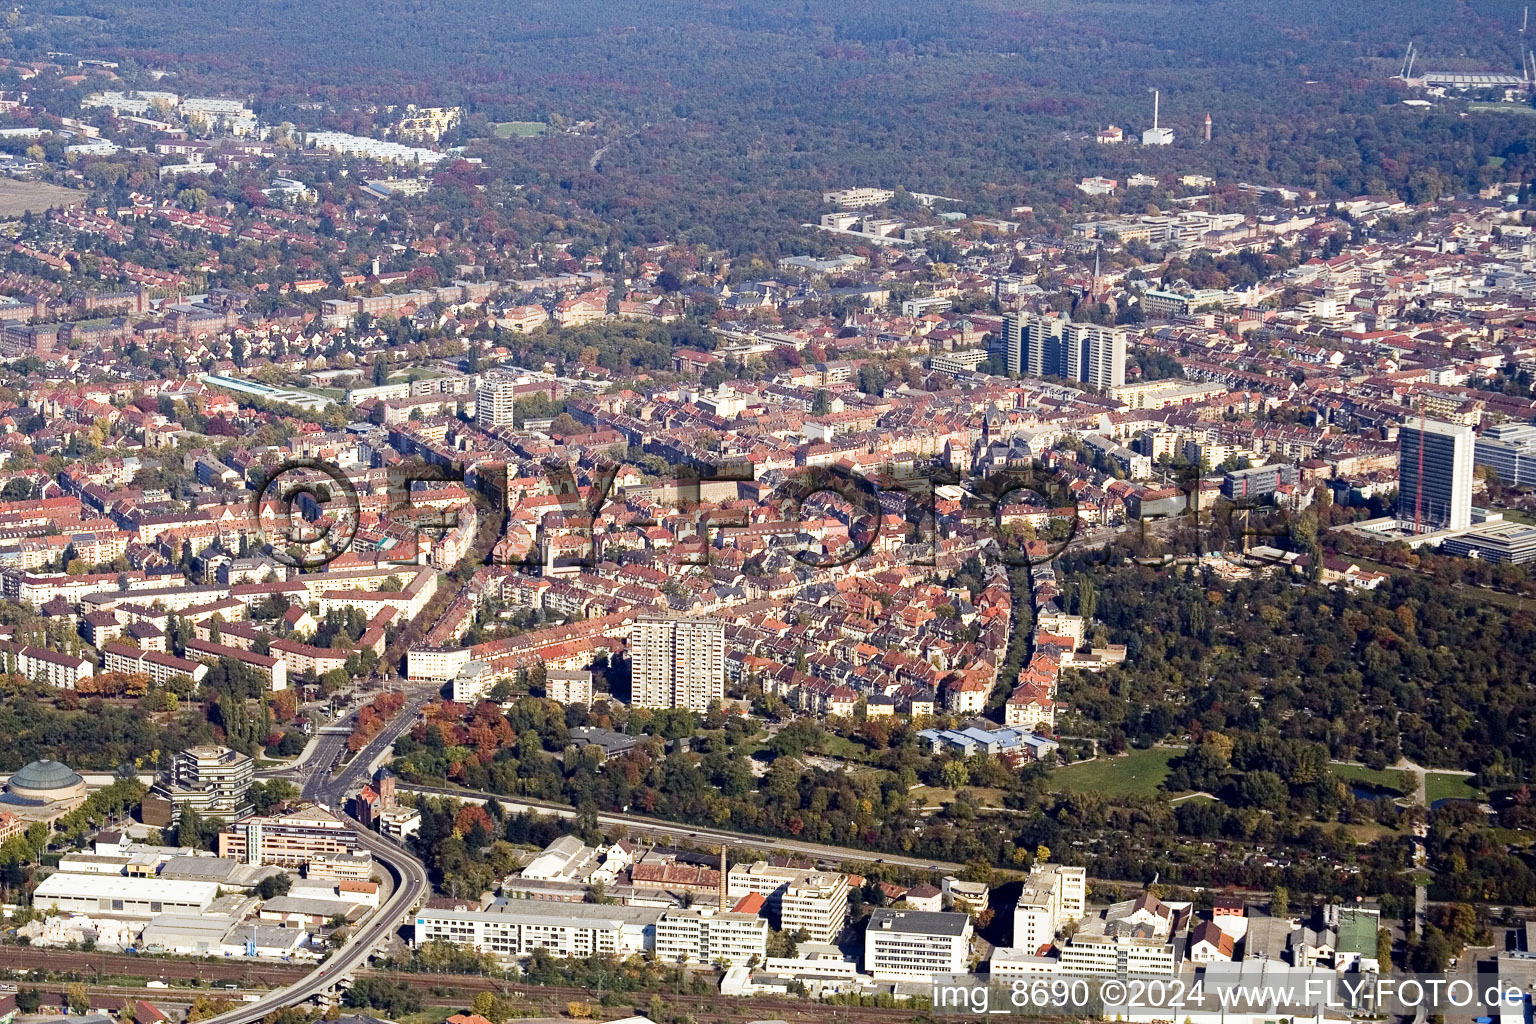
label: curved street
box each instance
[198,691,434,1024]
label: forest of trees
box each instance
[0,683,210,774]
[9,0,1536,261]
[1056,553,1536,779]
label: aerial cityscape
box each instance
[2,1,1536,1023]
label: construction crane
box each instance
[717,845,729,911]
[1414,398,1427,535]
[1400,42,1416,79]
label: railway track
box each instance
[0,948,314,985]
[1,950,944,1024]
[58,985,264,1002]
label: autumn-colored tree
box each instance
[453,805,494,837]
[270,688,298,722]
[187,998,237,1023]
[346,692,406,752]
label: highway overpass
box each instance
[197,691,434,1024]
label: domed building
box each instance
[1,759,88,822]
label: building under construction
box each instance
[1398,417,1475,533]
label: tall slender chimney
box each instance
[1153,90,1159,130]
[718,846,728,911]
[1204,113,1212,142]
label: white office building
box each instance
[655,907,768,966]
[781,873,850,944]
[728,860,812,903]
[726,861,849,943]
[142,744,254,827]
[413,899,659,959]
[1058,932,1179,976]
[863,908,973,982]
[1012,863,1087,953]
[822,187,895,208]
[1398,418,1474,531]
[1058,892,1183,977]
[1475,422,1536,488]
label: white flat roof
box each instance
[35,871,220,902]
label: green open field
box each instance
[493,121,548,137]
[1340,822,1397,843]
[1470,106,1536,117]
[1052,747,1179,798]
[1425,772,1479,804]
[819,734,871,760]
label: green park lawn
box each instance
[1424,772,1480,804]
[1052,746,1179,798]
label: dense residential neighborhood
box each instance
[0,4,1535,1024]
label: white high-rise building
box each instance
[998,314,1125,389]
[630,614,725,713]
[1000,315,1025,377]
[1083,325,1126,390]
[1011,864,1087,953]
[781,873,850,944]
[1398,418,1474,531]
[1065,322,1126,391]
[1026,314,1064,379]
[475,374,519,429]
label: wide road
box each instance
[400,782,964,873]
[199,690,435,1024]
